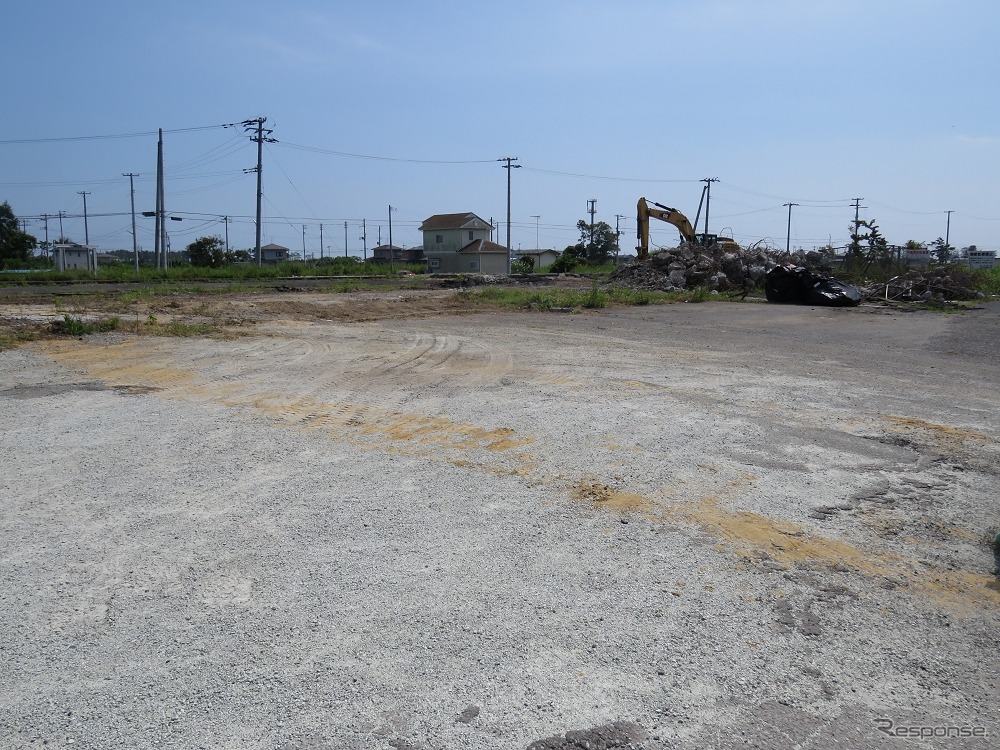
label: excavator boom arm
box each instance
[636,197,697,259]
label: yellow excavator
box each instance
[636,197,739,260]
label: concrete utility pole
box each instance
[388,205,395,272]
[155,128,166,270]
[498,157,520,274]
[123,174,139,271]
[319,223,324,260]
[302,225,307,260]
[615,214,626,260]
[783,203,799,254]
[344,221,348,258]
[850,198,866,257]
[221,215,230,255]
[700,178,719,241]
[77,191,91,246]
[530,215,540,250]
[243,117,274,266]
[945,210,953,250]
[587,199,597,253]
[361,219,367,260]
[41,214,50,259]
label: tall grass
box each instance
[971,267,1000,296]
[0,260,427,286]
[467,286,720,310]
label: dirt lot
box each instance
[1,288,998,749]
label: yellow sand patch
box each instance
[882,415,990,442]
[671,496,1000,613]
[571,480,648,512]
[34,338,534,457]
[674,497,891,574]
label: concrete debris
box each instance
[609,244,830,292]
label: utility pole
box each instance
[344,221,348,258]
[388,205,395,272]
[243,117,274,266]
[850,198,865,258]
[58,211,64,241]
[587,199,597,255]
[221,216,230,255]
[123,174,139,271]
[615,214,626,260]
[319,223,324,260]
[700,178,719,242]
[302,224,307,261]
[77,191,91,246]
[499,157,520,274]
[155,128,168,270]
[945,210,953,251]
[361,219,367,260]
[41,214,50,259]
[783,203,799,254]
[530,215,540,250]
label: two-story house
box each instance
[421,212,508,273]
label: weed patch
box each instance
[48,314,121,336]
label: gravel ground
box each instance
[1,296,998,749]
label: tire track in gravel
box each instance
[32,331,530,476]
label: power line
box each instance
[522,167,697,182]
[0,123,232,145]
[277,141,495,164]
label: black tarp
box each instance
[764,265,861,307]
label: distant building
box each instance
[52,243,95,272]
[514,249,560,270]
[428,238,510,274]
[967,249,996,269]
[368,244,422,263]
[421,212,507,273]
[420,212,493,253]
[260,243,290,264]
[904,247,931,267]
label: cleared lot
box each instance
[1,293,998,749]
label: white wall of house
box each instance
[424,224,491,254]
[426,250,507,274]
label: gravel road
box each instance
[1,295,998,749]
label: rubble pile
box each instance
[862,265,984,302]
[608,244,831,292]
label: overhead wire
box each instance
[0,123,232,145]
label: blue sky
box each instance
[3,0,998,257]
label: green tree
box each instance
[511,255,535,274]
[549,244,587,273]
[576,219,617,264]
[224,248,253,263]
[929,237,954,263]
[187,236,226,268]
[0,201,37,264]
